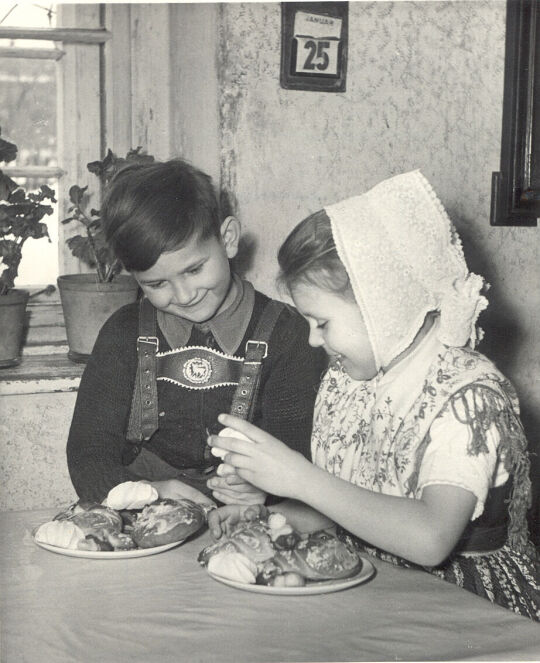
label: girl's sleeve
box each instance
[417,384,510,520]
[66,305,143,502]
[255,306,327,461]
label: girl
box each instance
[208,170,539,620]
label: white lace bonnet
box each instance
[324,170,488,371]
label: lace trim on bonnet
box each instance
[324,170,488,370]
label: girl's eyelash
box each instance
[317,321,328,329]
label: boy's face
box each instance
[132,217,240,324]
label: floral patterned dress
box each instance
[311,325,539,620]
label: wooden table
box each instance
[2,508,539,663]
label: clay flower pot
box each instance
[0,289,29,368]
[57,274,139,363]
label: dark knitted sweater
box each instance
[67,290,327,502]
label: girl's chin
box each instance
[339,359,375,381]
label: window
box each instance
[0,3,110,287]
[0,4,60,286]
[491,0,540,226]
[0,5,110,370]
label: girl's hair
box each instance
[277,209,353,298]
[102,159,222,272]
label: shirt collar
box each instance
[377,314,442,388]
[156,274,255,355]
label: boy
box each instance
[66,159,326,506]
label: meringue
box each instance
[207,551,258,584]
[106,481,159,510]
[35,520,85,550]
[212,427,252,459]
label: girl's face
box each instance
[132,218,239,324]
[291,282,378,381]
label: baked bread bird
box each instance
[34,483,207,553]
[131,498,206,548]
[198,513,361,587]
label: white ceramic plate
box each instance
[32,529,186,559]
[207,557,375,595]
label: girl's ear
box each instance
[220,216,241,259]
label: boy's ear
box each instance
[220,216,241,259]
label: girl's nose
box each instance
[172,281,196,306]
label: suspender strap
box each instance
[229,299,284,421]
[125,298,159,457]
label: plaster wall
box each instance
[1,392,77,511]
[217,2,540,497]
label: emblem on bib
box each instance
[182,357,213,384]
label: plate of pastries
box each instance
[198,512,375,595]
[33,481,208,559]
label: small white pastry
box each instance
[207,551,258,584]
[267,512,293,541]
[211,427,252,459]
[106,481,159,510]
[35,520,85,550]
[267,512,287,530]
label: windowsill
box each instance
[0,351,84,396]
[0,286,84,396]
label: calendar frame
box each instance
[280,2,348,93]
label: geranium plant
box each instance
[0,131,55,296]
[61,147,154,283]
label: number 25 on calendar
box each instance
[295,38,339,76]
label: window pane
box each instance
[0,4,57,48]
[1,5,59,286]
[0,58,57,167]
[3,176,59,288]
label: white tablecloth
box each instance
[2,508,540,663]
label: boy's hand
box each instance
[207,466,266,505]
[207,504,268,539]
[149,479,216,508]
[208,414,312,499]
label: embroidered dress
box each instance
[312,323,539,620]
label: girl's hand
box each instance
[207,504,268,539]
[207,465,267,505]
[208,414,312,500]
[149,479,216,508]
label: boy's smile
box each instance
[132,218,240,324]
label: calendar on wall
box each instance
[280,2,348,92]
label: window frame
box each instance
[0,7,108,367]
[490,0,540,226]
[0,15,111,276]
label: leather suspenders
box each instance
[123,296,284,463]
[228,299,283,421]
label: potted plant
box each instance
[0,131,55,367]
[58,148,153,363]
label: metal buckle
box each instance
[245,340,268,359]
[137,335,159,348]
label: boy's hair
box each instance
[102,159,222,272]
[277,209,353,298]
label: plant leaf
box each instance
[0,136,17,164]
[66,235,97,267]
[0,172,18,201]
[68,185,87,206]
